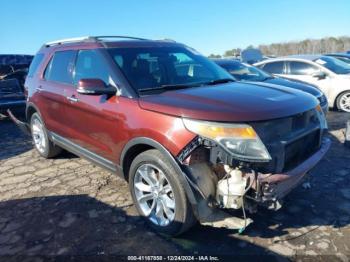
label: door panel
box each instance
[285,61,332,96]
[36,50,76,136]
[63,49,120,161]
[37,79,68,135]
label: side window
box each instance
[74,50,112,86]
[44,51,76,84]
[262,62,284,74]
[289,61,318,75]
[27,54,44,78]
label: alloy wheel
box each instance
[32,118,46,153]
[339,92,350,112]
[133,163,176,226]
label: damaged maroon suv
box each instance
[10,36,330,235]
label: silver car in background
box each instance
[255,55,350,112]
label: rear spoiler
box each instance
[7,109,30,134]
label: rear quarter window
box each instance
[44,50,76,84]
[27,54,44,77]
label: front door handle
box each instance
[67,96,79,103]
[36,86,43,92]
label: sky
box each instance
[1,0,349,56]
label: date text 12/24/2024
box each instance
[127,256,220,261]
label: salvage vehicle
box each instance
[0,54,33,116]
[9,36,330,235]
[213,59,328,114]
[255,55,350,112]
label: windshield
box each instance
[219,61,272,81]
[107,46,233,93]
[314,56,350,74]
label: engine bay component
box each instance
[216,166,247,209]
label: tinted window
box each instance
[107,46,232,92]
[314,56,350,74]
[28,54,44,77]
[218,61,271,81]
[337,57,350,64]
[289,61,318,75]
[262,62,284,74]
[44,51,76,84]
[74,50,112,85]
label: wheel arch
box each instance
[335,90,350,110]
[120,137,198,207]
[26,102,41,122]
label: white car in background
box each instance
[255,55,350,112]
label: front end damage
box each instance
[178,107,330,231]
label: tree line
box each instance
[208,36,350,58]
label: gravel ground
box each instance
[0,111,349,261]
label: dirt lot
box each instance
[0,111,349,261]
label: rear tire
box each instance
[30,113,62,158]
[129,149,196,236]
[336,91,350,112]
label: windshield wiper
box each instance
[261,76,275,81]
[205,78,235,85]
[138,83,197,94]
[137,78,235,95]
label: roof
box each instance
[254,54,325,65]
[326,53,350,58]
[42,36,179,50]
[211,58,241,64]
[283,54,323,60]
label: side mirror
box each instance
[77,78,116,95]
[312,71,327,80]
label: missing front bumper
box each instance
[257,137,331,203]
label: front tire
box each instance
[30,113,62,158]
[129,149,196,236]
[336,91,350,112]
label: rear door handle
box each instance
[67,96,79,103]
[36,86,43,92]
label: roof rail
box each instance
[44,35,149,47]
[93,36,149,41]
[45,36,92,47]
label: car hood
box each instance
[262,77,322,97]
[139,82,318,122]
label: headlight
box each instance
[315,105,328,129]
[182,119,271,162]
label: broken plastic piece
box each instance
[345,120,350,148]
[197,200,253,230]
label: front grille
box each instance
[250,109,323,173]
[283,129,320,172]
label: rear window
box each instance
[262,61,284,74]
[27,54,44,77]
[44,51,76,84]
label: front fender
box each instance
[120,137,199,208]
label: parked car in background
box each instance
[240,48,263,64]
[0,54,33,116]
[325,53,350,65]
[213,59,328,114]
[255,55,350,112]
[10,36,329,236]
